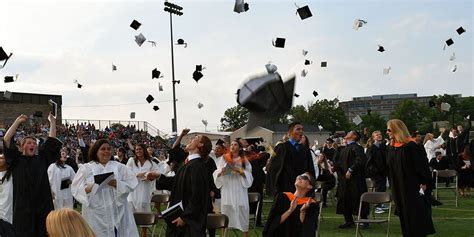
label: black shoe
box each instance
[322,203,328,208]
[429,196,443,206]
[338,222,355,229]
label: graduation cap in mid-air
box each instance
[456,26,466,35]
[153,105,159,111]
[294,93,300,98]
[146,94,154,103]
[352,115,363,126]
[202,119,208,126]
[312,90,318,97]
[0,47,13,69]
[197,102,204,109]
[152,68,163,79]
[449,52,456,61]
[3,90,12,99]
[302,49,308,56]
[353,19,367,30]
[130,20,141,30]
[158,83,163,91]
[272,38,286,48]
[383,66,391,75]
[296,5,312,20]
[112,64,117,71]
[445,38,454,47]
[377,45,385,52]
[176,39,187,48]
[234,0,249,13]
[452,65,457,73]
[4,74,19,83]
[74,79,82,88]
[301,69,308,77]
[304,60,312,65]
[130,112,136,119]
[440,102,451,112]
[135,33,146,47]
[236,72,295,131]
[193,65,204,82]
[265,63,278,74]
[320,61,327,67]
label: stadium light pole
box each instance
[164,1,183,133]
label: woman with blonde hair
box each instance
[386,119,435,236]
[46,208,96,237]
[423,129,445,161]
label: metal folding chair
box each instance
[434,169,458,207]
[134,212,159,237]
[151,193,170,236]
[207,213,229,237]
[248,192,261,237]
[354,192,391,237]
[314,181,325,237]
[365,178,375,192]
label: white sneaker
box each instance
[374,208,385,214]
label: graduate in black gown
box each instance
[157,132,212,237]
[3,113,62,237]
[386,119,435,237]
[263,172,317,237]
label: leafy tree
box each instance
[359,112,387,134]
[391,99,432,133]
[306,100,350,133]
[220,105,249,131]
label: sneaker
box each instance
[374,208,385,214]
[380,204,390,210]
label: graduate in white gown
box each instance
[213,140,253,237]
[0,149,13,225]
[126,143,161,212]
[72,139,139,237]
[423,131,445,161]
[47,149,76,209]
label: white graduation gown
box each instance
[72,160,139,237]
[213,157,253,232]
[424,136,445,160]
[126,158,161,212]
[0,171,13,224]
[47,163,76,209]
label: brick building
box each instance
[0,91,62,127]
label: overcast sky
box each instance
[1,0,472,134]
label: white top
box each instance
[0,171,13,224]
[47,163,75,201]
[424,135,445,160]
[126,158,161,211]
[72,160,139,237]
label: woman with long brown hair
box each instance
[213,139,253,237]
[386,119,435,236]
[126,143,160,212]
[71,139,138,237]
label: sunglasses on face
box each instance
[386,129,392,133]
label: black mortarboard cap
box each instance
[177,39,185,45]
[153,105,159,111]
[312,91,318,97]
[378,45,385,52]
[77,83,82,89]
[446,38,454,46]
[4,76,14,83]
[304,60,312,65]
[0,47,13,68]
[196,65,203,71]
[273,38,286,48]
[130,112,136,119]
[456,26,466,35]
[146,94,154,103]
[321,61,327,67]
[193,71,203,82]
[237,73,295,131]
[294,93,299,97]
[130,20,141,30]
[152,68,161,79]
[216,139,225,146]
[244,2,249,11]
[297,5,313,20]
[135,33,146,47]
[3,90,12,99]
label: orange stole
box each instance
[283,192,312,205]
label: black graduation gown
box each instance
[335,142,368,215]
[204,158,218,212]
[4,137,62,237]
[161,158,210,237]
[262,193,317,237]
[387,141,436,237]
[365,143,387,181]
[266,141,316,196]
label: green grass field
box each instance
[143,189,474,237]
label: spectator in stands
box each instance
[263,172,317,237]
[46,208,95,237]
[213,140,253,237]
[386,119,435,236]
[47,149,76,209]
[71,139,139,237]
[126,143,161,212]
[3,113,62,237]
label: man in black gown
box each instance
[3,113,61,237]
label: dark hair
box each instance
[198,136,213,161]
[288,122,302,132]
[351,130,361,142]
[55,159,66,169]
[88,139,111,162]
[134,143,152,167]
[411,131,421,137]
[301,135,310,147]
[0,148,12,183]
[117,147,126,154]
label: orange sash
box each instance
[283,192,312,205]
[393,138,415,148]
